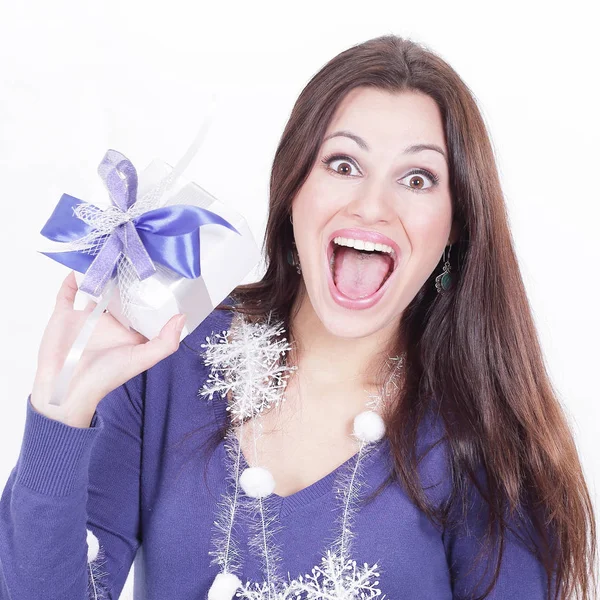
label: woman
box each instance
[0,34,596,600]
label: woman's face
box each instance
[291,87,454,339]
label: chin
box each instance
[322,312,389,339]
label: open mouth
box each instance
[326,236,398,302]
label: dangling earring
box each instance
[435,243,454,294]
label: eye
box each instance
[320,154,440,193]
[321,153,362,177]
[400,168,440,193]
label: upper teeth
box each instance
[333,236,394,256]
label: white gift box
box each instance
[72,158,260,341]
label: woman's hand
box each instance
[31,271,187,427]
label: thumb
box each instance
[130,314,187,373]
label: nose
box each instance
[344,178,396,225]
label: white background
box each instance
[1,1,598,597]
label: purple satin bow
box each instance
[40,149,240,297]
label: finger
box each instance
[130,314,186,373]
[54,271,79,311]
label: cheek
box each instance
[292,175,345,229]
[400,203,453,276]
[407,200,452,243]
[414,215,450,244]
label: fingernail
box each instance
[177,314,186,327]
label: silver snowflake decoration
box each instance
[232,550,384,600]
[199,312,297,422]
[290,550,385,600]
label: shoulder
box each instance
[413,404,494,514]
[133,299,238,455]
[417,404,541,541]
[413,403,454,511]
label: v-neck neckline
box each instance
[211,396,387,517]
[204,304,388,517]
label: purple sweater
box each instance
[0,303,550,599]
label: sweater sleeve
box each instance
[442,462,554,599]
[0,372,144,600]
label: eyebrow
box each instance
[322,130,447,161]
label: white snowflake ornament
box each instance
[353,410,386,443]
[240,466,276,498]
[199,313,297,422]
[290,550,385,600]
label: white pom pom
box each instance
[239,466,275,498]
[208,571,242,600]
[86,528,100,562]
[353,410,385,442]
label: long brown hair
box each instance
[199,35,597,599]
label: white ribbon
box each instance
[50,280,116,405]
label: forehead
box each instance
[324,87,446,153]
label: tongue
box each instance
[333,246,393,299]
